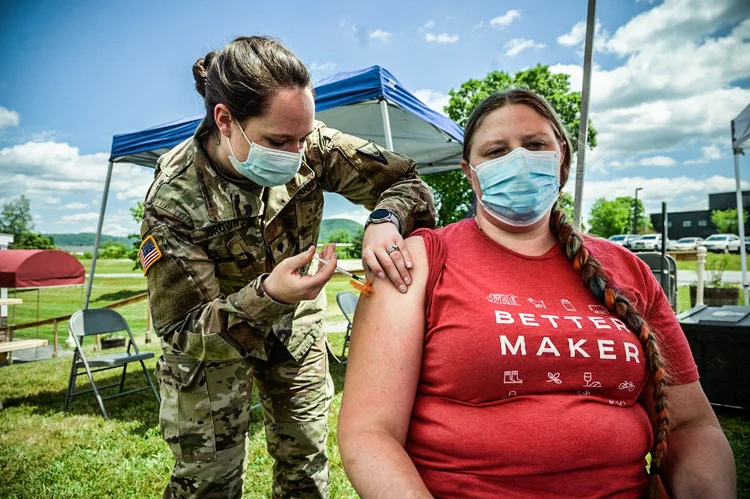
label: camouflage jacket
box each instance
[140,120,435,362]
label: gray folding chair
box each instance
[337,291,359,360]
[636,252,678,312]
[64,308,160,419]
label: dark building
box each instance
[650,190,750,240]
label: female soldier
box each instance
[339,89,735,498]
[140,36,435,499]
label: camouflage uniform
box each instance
[141,119,435,499]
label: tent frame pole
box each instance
[733,138,748,305]
[379,99,394,151]
[85,160,114,310]
[572,0,597,229]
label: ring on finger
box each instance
[386,243,400,256]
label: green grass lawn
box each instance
[77,258,140,274]
[0,331,358,499]
[675,252,745,272]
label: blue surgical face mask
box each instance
[470,147,560,227]
[227,121,303,187]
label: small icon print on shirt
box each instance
[487,293,520,306]
[588,304,608,315]
[583,372,602,388]
[502,390,518,399]
[546,372,562,384]
[608,400,627,407]
[503,370,523,384]
[527,298,546,309]
[577,390,592,396]
[618,381,636,392]
[561,299,576,311]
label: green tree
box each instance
[711,208,748,234]
[99,240,129,259]
[10,231,55,249]
[0,195,34,235]
[127,201,145,270]
[348,227,364,260]
[588,197,650,238]
[327,229,351,244]
[1,195,55,249]
[424,64,598,227]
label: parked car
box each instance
[701,233,742,253]
[608,234,640,248]
[745,236,750,253]
[672,237,704,251]
[630,234,663,251]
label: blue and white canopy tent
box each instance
[87,65,464,307]
[731,102,750,305]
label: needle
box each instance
[313,254,374,296]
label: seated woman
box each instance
[338,89,736,498]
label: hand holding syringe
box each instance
[313,254,374,296]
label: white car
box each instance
[630,234,663,251]
[672,237,704,251]
[701,234,741,253]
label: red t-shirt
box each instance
[405,219,698,499]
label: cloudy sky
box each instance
[1,0,748,237]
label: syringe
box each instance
[313,254,374,296]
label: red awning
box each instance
[0,250,85,288]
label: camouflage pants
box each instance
[156,334,334,499]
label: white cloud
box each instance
[557,20,610,49]
[60,212,100,222]
[504,38,545,56]
[0,141,153,221]
[549,1,750,165]
[684,144,725,165]
[413,89,450,116]
[425,32,459,44]
[639,156,677,167]
[423,20,434,30]
[369,29,393,42]
[564,174,750,221]
[490,10,521,29]
[0,107,20,129]
[309,61,336,73]
[63,202,89,210]
[603,0,749,56]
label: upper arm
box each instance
[141,206,219,334]
[339,235,428,443]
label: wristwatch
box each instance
[364,208,401,233]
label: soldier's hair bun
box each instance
[192,51,218,99]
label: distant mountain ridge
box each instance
[318,218,364,242]
[45,233,136,247]
[46,219,363,247]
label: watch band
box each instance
[365,209,401,233]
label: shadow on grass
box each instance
[95,289,147,303]
[2,364,275,438]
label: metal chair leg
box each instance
[118,363,128,393]
[81,362,109,419]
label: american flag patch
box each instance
[139,235,163,275]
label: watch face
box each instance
[370,208,391,220]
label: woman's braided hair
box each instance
[463,89,670,497]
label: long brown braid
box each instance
[549,203,671,497]
[463,89,671,497]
